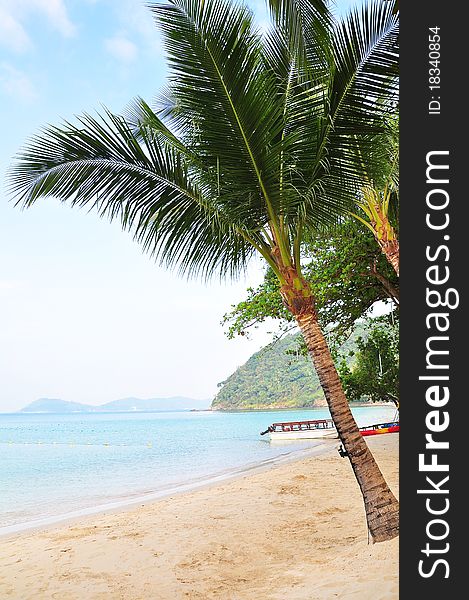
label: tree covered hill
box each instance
[212,327,364,411]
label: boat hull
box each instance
[360,423,399,437]
[268,428,338,440]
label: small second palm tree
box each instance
[353,184,399,275]
[8,0,399,542]
[352,111,399,274]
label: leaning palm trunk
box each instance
[298,313,399,542]
[279,270,399,542]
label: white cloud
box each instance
[0,7,31,53]
[104,35,138,64]
[0,0,75,53]
[0,62,37,103]
[34,0,76,37]
[113,0,162,56]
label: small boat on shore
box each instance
[359,421,399,436]
[260,419,338,441]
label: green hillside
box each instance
[212,328,363,411]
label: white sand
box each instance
[0,434,399,599]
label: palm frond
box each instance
[305,0,399,219]
[150,0,285,217]
[8,109,258,280]
[332,0,399,127]
[267,0,332,74]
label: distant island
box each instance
[19,397,212,414]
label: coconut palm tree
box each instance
[8,0,399,542]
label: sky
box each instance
[0,0,357,412]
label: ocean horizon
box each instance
[0,405,397,534]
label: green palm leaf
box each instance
[151,0,285,220]
[9,108,262,279]
[267,0,332,73]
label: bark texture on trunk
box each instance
[369,203,400,276]
[296,310,399,542]
[370,259,399,304]
[378,238,400,277]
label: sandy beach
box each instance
[0,434,398,599]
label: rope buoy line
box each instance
[0,441,155,448]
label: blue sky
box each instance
[0,0,357,412]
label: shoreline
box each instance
[0,440,336,539]
[0,435,398,599]
[1,402,395,416]
[211,402,397,412]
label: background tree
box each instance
[338,315,399,405]
[8,0,399,542]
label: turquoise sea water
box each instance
[0,406,397,533]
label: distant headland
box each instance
[18,397,212,414]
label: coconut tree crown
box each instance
[9,0,398,282]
